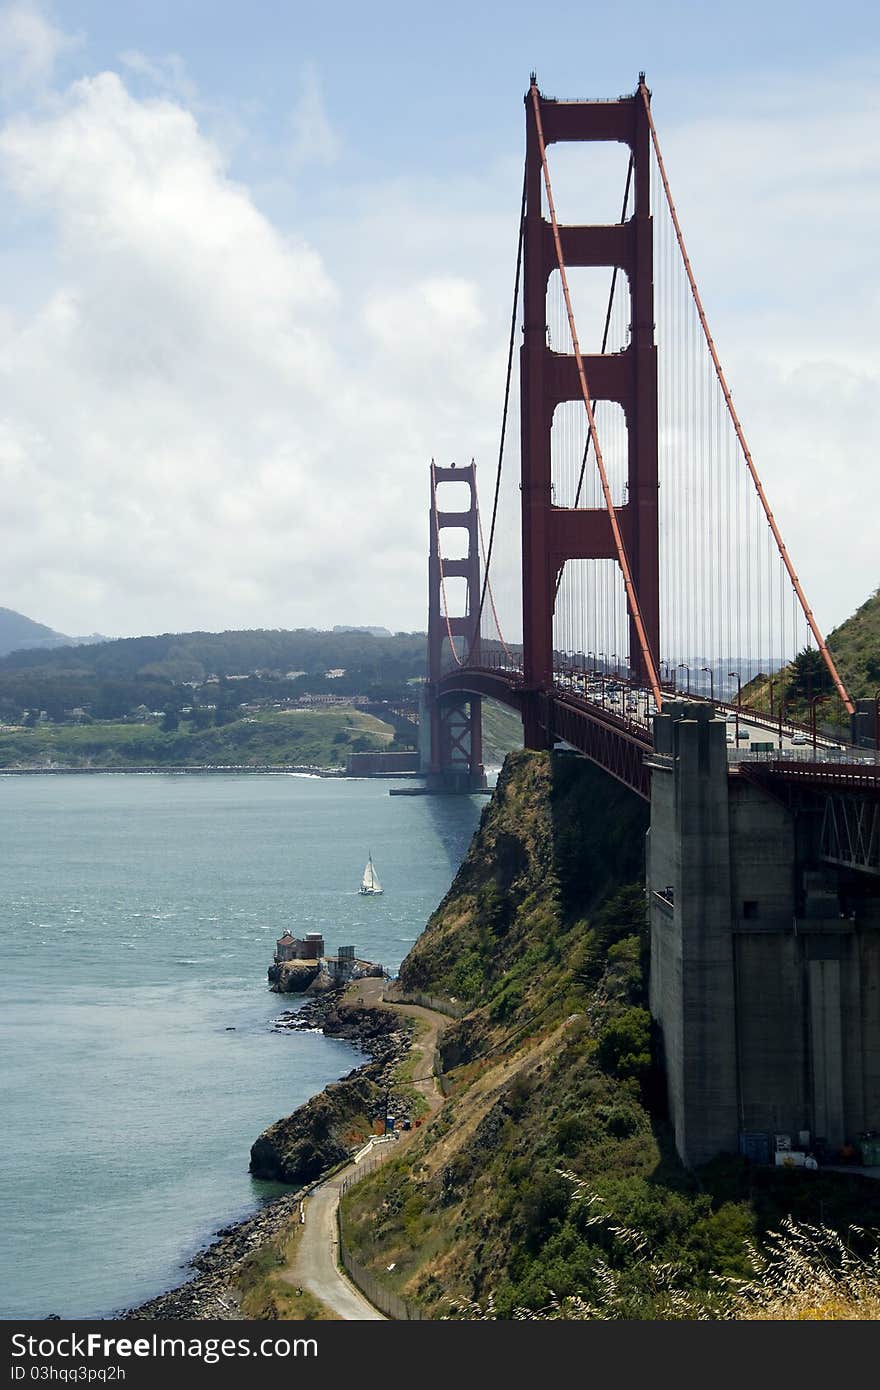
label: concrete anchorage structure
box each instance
[421,461,486,793]
[648,701,880,1168]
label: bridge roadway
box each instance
[437,664,880,802]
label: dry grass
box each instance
[446,1174,880,1321]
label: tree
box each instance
[161,706,179,733]
[788,647,833,704]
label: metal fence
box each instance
[337,1151,427,1320]
[381,988,469,1019]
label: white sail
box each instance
[360,853,383,894]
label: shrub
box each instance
[596,1007,652,1079]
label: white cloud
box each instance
[118,49,198,108]
[0,43,875,650]
[0,1,70,98]
[289,66,341,168]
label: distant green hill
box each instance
[0,706,401,771]
[0,626,426,684]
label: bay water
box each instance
[0,772,483,1319]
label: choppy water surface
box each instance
[0,772,482,1318]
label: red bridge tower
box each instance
[421,461,486,792]
[520,76,660,746]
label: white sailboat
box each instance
[359,851,383,896]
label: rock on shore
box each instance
[267,959,322,993]
[249,1073,383,1184]
[251,1004,410,1183]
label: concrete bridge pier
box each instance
[647,700,880,1169]
[647,701,740,1165]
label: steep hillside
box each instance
[828,586,880,697]
[340,750,880,1318]
[740,586,880,726]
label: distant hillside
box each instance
[0,626,426,684]
[0,607,71,658]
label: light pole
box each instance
[809,694,830,757]
[677,662,691,694]
[874,689,880,755]
[728,670,742,743]
[777,692,787,751]
[768,678,776,719]
[700,666,715,702]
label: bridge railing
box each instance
[728,746,879,767]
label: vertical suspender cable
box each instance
[466,165,527,669]
[639,82,853,715]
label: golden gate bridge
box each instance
[423,74,878,835]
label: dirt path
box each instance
[285,1173,386,1320]
[284,980,452,1319]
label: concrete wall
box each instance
[648,700,880,1168]
[648,702,739,1165]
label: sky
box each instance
[0,0,877,641]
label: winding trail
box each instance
[284,978,450,1319]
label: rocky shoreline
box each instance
[117,986,414,1321]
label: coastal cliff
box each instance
[338,750,880,1319]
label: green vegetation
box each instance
[339,750,880,1319]
[828,585,880,697]
[0,627,426,727]
[0,625,426,688]
[0,706,399,770]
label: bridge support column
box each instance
[647,701,739,1166]
[648,701,880,1167]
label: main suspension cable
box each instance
[473,466,515,664]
